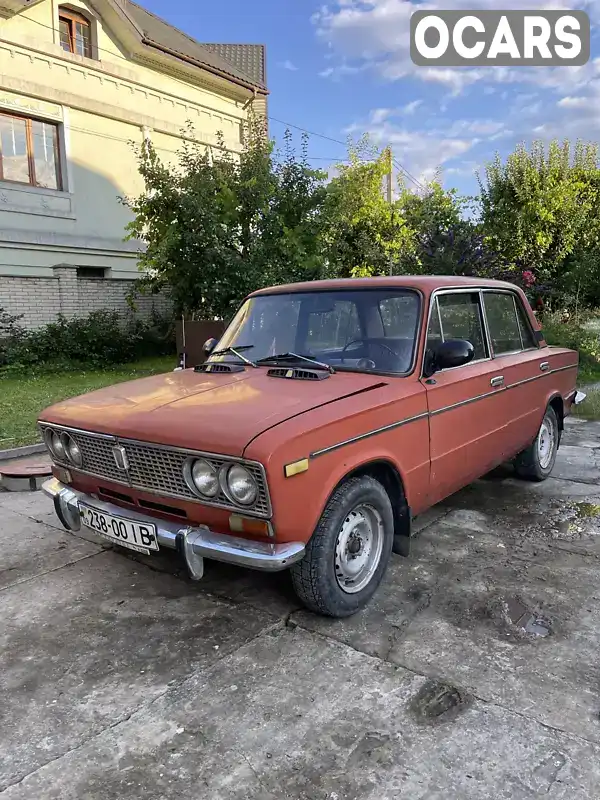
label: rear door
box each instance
[422,289,508,506]
[481,289,545,456]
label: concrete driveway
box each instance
[1,418,600,800]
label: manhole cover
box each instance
[0,458,52,492]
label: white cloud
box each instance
[370,107,393,124]
[446,159,480,178]
[313,0,600,93]
[344,115,479,184]
[557,94,590,107]
[402,99,423,115]
[280,60,299,71]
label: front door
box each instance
[422,289,508,507]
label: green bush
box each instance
[541,312,600,380]
[0,309,175,373]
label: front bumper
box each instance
[42,478,305,579]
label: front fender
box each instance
[244,390,430,544]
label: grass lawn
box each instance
[573,388,600,421]
[0,355,176,448]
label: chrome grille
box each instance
[40,425,271,517]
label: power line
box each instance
[393,158,426,192]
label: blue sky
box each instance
[141,0,600,197]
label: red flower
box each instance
[521,270,536,288]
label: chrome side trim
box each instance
[310,412,429,459]
[309,362,578,458]
[429,387,503,417]
[42,479,305,573]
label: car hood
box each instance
[39,368,388,457]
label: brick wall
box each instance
[0,272,171,329]
[77,279,172,318]
[0,277,62,328]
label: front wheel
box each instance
[290,476,394,618]
[514,405,559,482]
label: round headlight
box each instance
[189,459,219,498]
[46,429,66,461]
[226,464,258,506]
[62,434,83,468]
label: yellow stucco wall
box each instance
[0,0,261,282]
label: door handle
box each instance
[490,375,504,388]
[540,361,550,372]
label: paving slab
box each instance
[0,551,276,791]
[561,420,600,449]
[1,423,600,798]
[0,506,101,590]
[2,626,600,800]
[550,445,600,485]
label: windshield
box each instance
[209,289,421,374]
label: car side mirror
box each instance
[425,339,475,377]
[203,338,218,356]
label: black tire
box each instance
[514,405,559,482]
[290,476,394,618]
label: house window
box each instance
[77,267,106,279]
[0,112,62,190]
[59,7,92,58]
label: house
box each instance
[0,0,268,328]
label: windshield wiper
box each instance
[210,345,257,367]
[256,352,335,374]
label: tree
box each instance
[395,180,510,283]
[478,139,600,302]
[320,136,412,278]
[123,115,328,320]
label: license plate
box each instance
[80,504,159,554]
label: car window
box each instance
[305,300,362,351]
[379,295,418,338]
[427,292,488,362]
[244,297,301,355]
[515,297,538,349]
[214,289,420,374]
[484,292,524,355]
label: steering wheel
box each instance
[340,339,401,364]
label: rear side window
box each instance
[515,298,538,349]
[484,292,525,355]
[428,292,488,362]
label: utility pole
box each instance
[385,145,393,205]
[386,145,394,275]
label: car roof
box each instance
[249,275,521,297]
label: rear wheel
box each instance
[514,405,559,482]
[290,476,394,618]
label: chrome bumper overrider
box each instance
[42,478,305,579]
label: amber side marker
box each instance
[284,458,309,478]
[229,516,270,536]
[53,465,72,485]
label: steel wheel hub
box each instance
[334,503,384,594]
[537,417,555,469]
